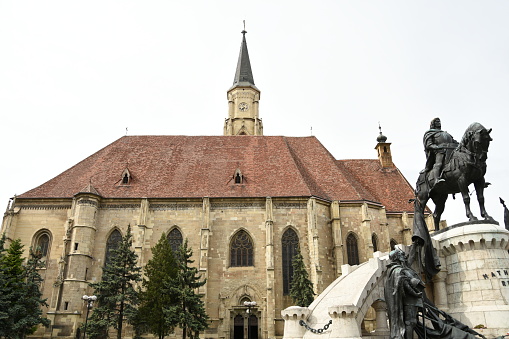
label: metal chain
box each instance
[299,319,332,334]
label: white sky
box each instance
[1,1,508,226]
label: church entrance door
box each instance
[231,312,259,339]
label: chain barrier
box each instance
[299,319,332,334]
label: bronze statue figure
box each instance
[385,249,425,339]
[385,249,487,339]
[423,118,459,190]
[412,121,493,280]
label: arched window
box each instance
[168,228,183,253]
[230,230,254,267]
[282,228,299,295]
[105,229,122,264]
[372,233,378,253]
[346,233,359,266]
[390,239,397,251]
[33,231,51,265]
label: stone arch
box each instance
[284,252,394,339]
[227,284,263,339]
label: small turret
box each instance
[375,124,393,168]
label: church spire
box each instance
[224,25,263,136]
[230,26,258,91]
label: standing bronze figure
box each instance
[385,249,425,339]
[413,120,493,279]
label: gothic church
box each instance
[1,30,418,339]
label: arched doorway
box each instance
[231,300,259,339]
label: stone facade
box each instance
[1,190,417,338]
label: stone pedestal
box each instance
[281,306,310,339]
[432,221,509,337]
[328,306,361,339]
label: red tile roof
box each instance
[336,159,415,212]
[19,136,415,212]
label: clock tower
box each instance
[224,29,263,136]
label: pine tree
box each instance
[137,233,178,339]
[0,238,49,338]
[15,248,50,337]
[164,239,209,339]
[289,250,315,307]
[87,225,142,339]
[0,238,26,338]
[0,233,10,336]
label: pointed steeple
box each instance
[224,26,262,136]
[230,29,258,91]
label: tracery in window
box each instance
[33,231,51,264]
[282,228,299,295]
[346,233,359,266]
[105,229,122,264]
[168,228,183,253]
[230,230,254,267]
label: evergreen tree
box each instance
[87,225,142,339]
[0,238,49,338]
[137,233,178,339]
[164,239,208,339]
[0,233,10,336]
[289,250,315,307]
[14,248,50,337]
[0,238,26,338]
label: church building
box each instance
[1,30,418,339]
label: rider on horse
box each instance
[423,118,458,189]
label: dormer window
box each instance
[234,169,243,184]
[120,168,131,185]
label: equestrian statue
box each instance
[411,118,493,280]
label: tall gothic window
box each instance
[105,229,122,264]
[230,230,254,267]
[168,228,183,253]
[346,233,359,266]
[372,233,378,253]
[33,231,51,265]
[282,228,299,295]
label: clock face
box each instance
[238,102,249,112]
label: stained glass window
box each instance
[346,233,359,266]
[105,229,122,264]
[168,228,183,253]
[230,230,253,267]
[282,228,299,295]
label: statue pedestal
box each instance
[432,221,509,337]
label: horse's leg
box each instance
[431,193,448,231]
[474,178,493,220]
[459,177,477,221]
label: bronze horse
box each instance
[415,122,493,232]
[411,122,493,280]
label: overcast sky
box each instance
[1,1,508,226]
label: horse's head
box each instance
[461,122,492,160]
